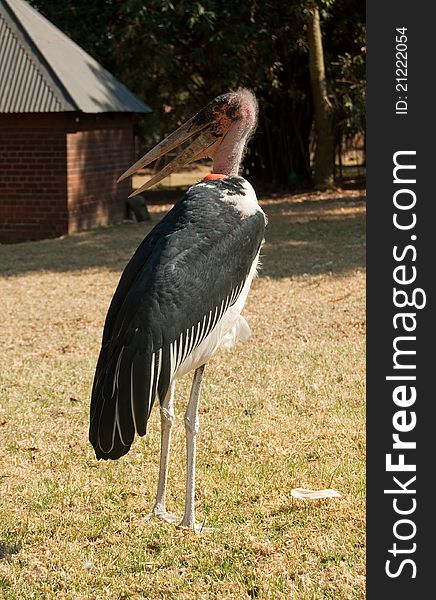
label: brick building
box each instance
[0,0,151,243]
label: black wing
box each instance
[90,178,265,459]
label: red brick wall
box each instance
[0,113,134,243]
[0,114,68,243]
[66,114,133,233]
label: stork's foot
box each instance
[145,506,179,524]
[178,516,214,534]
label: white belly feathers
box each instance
[174,251,260,379]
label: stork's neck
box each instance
[212,121,251,176]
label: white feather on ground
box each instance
[291,488,341,500]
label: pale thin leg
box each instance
[180,365,209,533]
[146,381,178,523]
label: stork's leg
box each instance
[146,381,178,523]
[180,365,206,533]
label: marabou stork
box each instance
[89,89,266,532]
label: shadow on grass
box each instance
[0,192,365,279]
[261,196,365,278]
[0,541,21,559]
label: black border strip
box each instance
[367,1,435,596]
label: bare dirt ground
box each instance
[0,186,365,599]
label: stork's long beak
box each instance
[118,94,239,197]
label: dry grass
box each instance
[0,187,365,599]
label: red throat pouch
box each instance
[203,173,228,181]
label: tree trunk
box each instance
[307,5,335,189]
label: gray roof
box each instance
[0,0,151,114]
